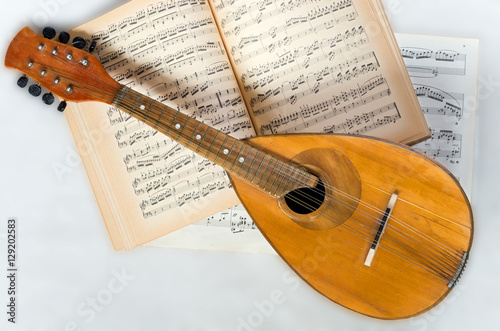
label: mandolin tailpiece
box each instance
[448,252,468,288]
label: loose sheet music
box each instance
[397,34,478,199]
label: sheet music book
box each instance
[64,0,429,250]
[149,33,479,254]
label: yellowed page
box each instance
[65,0,255,250]
[210,0,429,145]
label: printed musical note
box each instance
[397,34,478,198]
[195,204,256,233]
[400,47,466,77]
[81,0,256,220]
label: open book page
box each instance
[208,0,429,145]
[148,33,479,253]
[65,0,255,250]
[396,34,479,199]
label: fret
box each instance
[113,85,128,106]
[214,135,230,163]
[131,94,142,116]
[251,152,268,184]
[271,162,292,196]
[206,130,220,159]
[166,110,181,137]
[245,148,260,180]
[186,120,203,148]
[154,105,168,130]
[235,143,252,176]
[257,155,278,190]
[196,125,212,154]
[229,142,243,171]
[266,160,285,193]
[222,139,239,168]
[174,115,191,142]
[280,166,297,194]
[142,101,154,123]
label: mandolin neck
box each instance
[112,85,318,196]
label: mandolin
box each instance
[5,27,473,319]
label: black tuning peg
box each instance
[42,93,55,105]
[42,26,56,40]
[59,31,70,44]
[28,84,42,97]
[57,101,67,112]
[17,75,28,88]
[88,40,97,53]
[72,36,86,49]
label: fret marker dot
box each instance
[196,134,201,140]
[223,149,229,155]
[175,124,181,129]
[239,157,245,163]
[139,105,145,110]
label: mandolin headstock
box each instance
[5,27,121,104]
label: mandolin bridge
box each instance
[448,252,468,288]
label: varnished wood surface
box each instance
[231,134,473,319]
[5,27,121,104]
[5,27,473,319]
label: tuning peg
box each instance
[42,92,55,105]
[57,101,67,112]
[28,84,42,97]
[58,31,70,44]
[42,26,56,40]
[17,75,28,88]
[72,36,86,49]
[88,40,97,53]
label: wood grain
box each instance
[5,27,473,319]
[231,134,473,319]
[5,27,121,103]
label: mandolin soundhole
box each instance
[284,179,326,215]
[278,148,362,231]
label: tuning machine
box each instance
[57,101,67,112]
[42,26,98,54]
[42,26,56,40]
[17,75,28,88]
[42,92,55,105]
[28,83,42,97]
[16,74,66,110]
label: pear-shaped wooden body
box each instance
[230,134,473,319]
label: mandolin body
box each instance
[230,133,473,319]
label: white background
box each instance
[1,0,499,330]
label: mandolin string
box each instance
[96,85,462,277]
[278,193,456,279]
[39,47,462,261]
[52,69,463,278]
[238,147,465,263]
[121,95,463,277]
[79,84,462,277]
[120,93,458,278]
[272,184,459,277]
